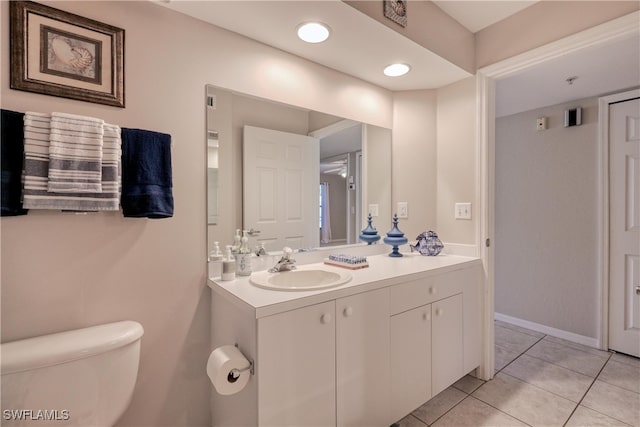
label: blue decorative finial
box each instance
[383,213,408,257]
[359,213,380,245]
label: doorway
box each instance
[477,12,640,379]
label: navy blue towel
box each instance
[1,109,28,216]
[121,128,173,218]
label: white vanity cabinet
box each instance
[257,288,390,427]
[390,303,432,421]
[209,255,482,427]
[258,300,336,426]
[336,289,390,426]
[389,266,480,422]
[432,293,463,395]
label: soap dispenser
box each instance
[236,230,252,276]
[221,245,236,281]
[231,229,242,254]
[208,241,223,280]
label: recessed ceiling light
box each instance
[297,22,330,43]
[384,63,411,77]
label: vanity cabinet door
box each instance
[431,293,464,396]
[390,304,432,423]
[336,288,390,427]
[257,300,336,426]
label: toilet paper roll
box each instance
[207,345,251,395]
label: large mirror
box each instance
[206,84,391,254]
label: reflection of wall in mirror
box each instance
[207,136,219,225]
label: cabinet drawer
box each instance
[390,270,465,315]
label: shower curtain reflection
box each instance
[320,182,331,244]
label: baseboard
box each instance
[442,242,478,257]
[495,312,599,349]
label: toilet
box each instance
[1,320,144,426]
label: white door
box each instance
[243,126,319,251]
[609,97,640,357]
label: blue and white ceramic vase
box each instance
[359,213,381,245]
[383,213,408,257]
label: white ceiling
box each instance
[433,0,538,33]
[160,0,473,91]
[496,34,640,117]
[159,1,639,116]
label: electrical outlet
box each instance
[397,202,408,219]
[368,204,379,217]
[455,203,472,220]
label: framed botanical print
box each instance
[10,1,125,107]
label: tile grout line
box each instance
[561,350,614,427]
[593,353,640,395]
[485,332,573,427]
[463,393,534,426]
[495,333,546,374]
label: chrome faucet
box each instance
[269,247,296,273]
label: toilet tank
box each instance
[1,321,144,427]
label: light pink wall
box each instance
[392,90,438,240]
[0,2,392,426]
[476,1,640,69]
[436,77,477,246]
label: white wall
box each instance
[495,97,600,339]
[436,77,477,247]
[0,2,392,426]
[392,90,438,240]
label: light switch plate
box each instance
[455,203,472,220]
[397,202,408,218]
[368,204,379,217]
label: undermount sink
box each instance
[250,267,352,291]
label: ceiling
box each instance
[432,0,538,33]
[160,1,639,115]
[159,0,478,91]
[496,34,640,117]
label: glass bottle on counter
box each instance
[236,230,252,276]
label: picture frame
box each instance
[10,1,125,108]
[383,0,407,28]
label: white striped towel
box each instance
[94,123,122,210]
[22,112,52,209]
[22,112,121,211]
[48,112,104,193]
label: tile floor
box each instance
[397,320,640,427]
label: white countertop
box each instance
[208,251,481,318]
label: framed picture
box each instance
[10,1,125,108]
[383,0,407,28]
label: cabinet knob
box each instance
[429,286,436,295]
[343,306,354,317]
[435,308,443,316]
[320,313,332,324]
[423,312,431,321]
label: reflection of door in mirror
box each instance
[207,130,219,225]
[243,125,320,251]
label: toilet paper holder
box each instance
[228,344,254,381]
